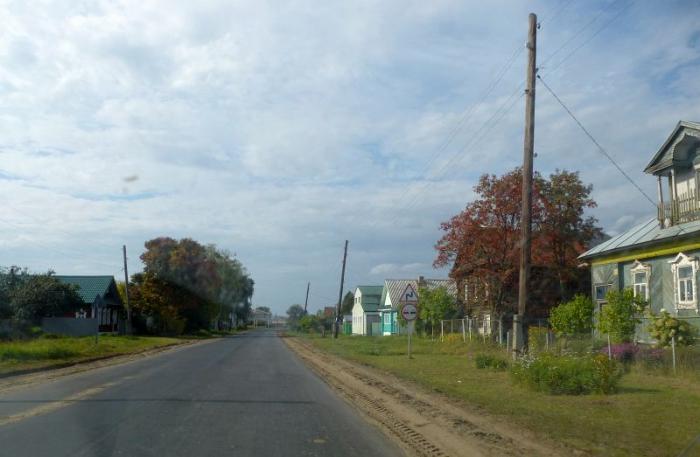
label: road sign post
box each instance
[400,283,419,359]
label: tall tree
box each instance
[340,291,354,315]
[131,237,253,333]
[434,168,600,317]
[538,170,602,300]
[434,169,545,317]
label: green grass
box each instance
[0,335,182,375]
[304,334,700,457]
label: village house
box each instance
[351,285,383,335]
[55,275,124,333]
[378,277,456,335]
[579,121,700,340]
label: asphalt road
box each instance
[0,330,404,457]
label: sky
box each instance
[1,0,700,314]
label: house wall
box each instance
[351,301,364,335]
[591,248,700,341]
[42,317,98,336]
[675,166,696,197]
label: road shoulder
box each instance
[284,335,566,457]
[0,337,218,394]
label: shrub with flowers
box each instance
[647,309,697,348]
[511,352,623,395]
[600,342,639,363]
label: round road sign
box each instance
[401,304,418,321]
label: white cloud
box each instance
[1,0,699,312]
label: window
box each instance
[630,260,650,300]
[594,284,610,301]
[678,266,693,303]
[669,253,699,310]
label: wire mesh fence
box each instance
[439,317,700,377]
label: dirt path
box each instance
[284,336,567,457]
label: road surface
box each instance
[0,330,404,457]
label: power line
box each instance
[537,74,656,207]
[539,0,624,69]
[387,44,525,212]
[544,0,634,75]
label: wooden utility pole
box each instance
[304,282,310,315]
[515,13,537,353]
[122,245,132,334]
[334,240,348,339]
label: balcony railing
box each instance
[659,191,700,226]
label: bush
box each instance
[475,353,508,370]
[647,310,697,347]
[511,353,623,395]
[443,333,463,344]
[549,295,594,336]
[597,289,646,343]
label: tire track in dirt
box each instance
[284,336,565,457]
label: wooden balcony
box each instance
[659,191,700,226]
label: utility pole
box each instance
[334,240,348,339]
[122,245,132,334]
[515,13,537,355]
[304,282,310,315]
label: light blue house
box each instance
[579,121,700,340]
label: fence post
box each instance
[461,319,466,342]
[506,330,511,354]
[440,320,444,342]
[607,334,612,361]
[468,318,472,341]
[671,335,677,375]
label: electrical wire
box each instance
[537,74,656,207]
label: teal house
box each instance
[579,121,700,340]
[378,277,456,336]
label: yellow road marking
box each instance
[0,381,118,427]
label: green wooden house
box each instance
[55,275,124,333]
[579,121,700,340]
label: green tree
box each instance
[549,294,594,336]
[538,170,603,301]
[9,273,82,322]
[597,289,646,343]
[340,291,354,315]
[418,286,456,339]
[131,237,254,333]
[286,304,305,330]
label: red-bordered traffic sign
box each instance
[401,304,418,321]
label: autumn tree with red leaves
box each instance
[434,168,601,318]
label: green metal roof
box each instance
[579,218,700,260]
[55,275,119,305]
[355,285,384,312]
[356,285,383,296]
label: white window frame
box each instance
[669,252,699,310]
[594,283,612,302]
[630,260,651,301]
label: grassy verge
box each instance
[303,334,700,457]
[0,335,184,376]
